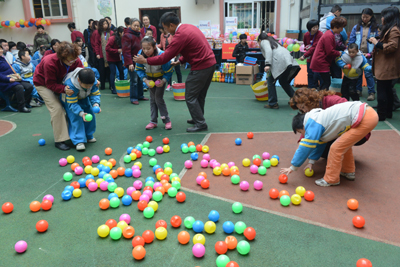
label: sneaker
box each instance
[264,103,279,109]
[30,99,42,107]
[145,122,157,130]
[166,85,171,91]
[88,138,97,143]
[165,121,172,130]
[367,93,375,101]
[340,172,355,181]
[315,178,340,187]
[76,143,86,151]
[144,88,148,92]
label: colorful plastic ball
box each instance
[201,155,210,163]
[174,192,185,203]
[63,172,73,182]
[304,168,314,176]
[84,165,93,174]
[99,181,108,191]
[188,145,196,153]
[126,187,135,196]
[132,245,146,260]
[121,195,133,206]
[109,197,120,208]
[356,258,372,267]
[181,146,189,154]
[132,236,145,247]
[232,202,243,213]
[91,155,100,163]
[36,219,49,232]
[253,158,262,166]
[194,144,202,152]
[202,145,210,153]
[107,193,117,201]
[225,236,238,250]
[212,166,221,176]
[143,207,155,219]
[87,182,97,192]
[141,230,154,244]
[177,230,190,244]
[189,152,198,161]
[43,194,55,204]
[193,233,206,245]
[291,194,302,205]
[107,182,117,192]
[105,219,117,230]
[268,188,279,199]
[139,194,150,203]
[271,155,280,161]
[263,159,271,168]
[71,181,81,189]
[253,180,264,190]
[280,195,291,206]
[15,240,28,253]
[229,175,239,185]
[132,169,141,178]
[184,216,196,229]
[247,132,254,139]
[279,174,288,184]
[97,224,110,237]
[200,179,210,189]
[71,162,79,171]
[155,227,167,240]
[2,202,13,214]
[244,226,256,240]
[123,226,135,239]
[304,190,315,201]
[66,155,75,163]
[114,187,124,197]
[71,188,81,197]
[184,160,193,169]
[148,200,158,212]
[142,147,149,155]
[118,214,131,225]
[162,145,170,153]
[215,241,228,255]
[235,138,242,145]
[99,198,110,209]
[237,240,251,255]
[110,227,122,240]
[234,221,247,234]
[222,221,234,234]
[270,158,279,166]
[117,220,128,231]
[131,191,141,201]
[262,152,270,160]
[347,199,359,210]
[59,158,68,166]
[353,215,365,228]
[105,147,112,155]
[239,181,249,191]
[189,220,203,233]
[62,190,72,200]
[204,221,216,234]
[145,136,153,143]
[30,201,41,212]
[192,243,205,258]
[216,255,230,267]
[249,165,258,174]
[167,187,178,197]
[91,168,100,177]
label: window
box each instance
[321,0,398,3]
[228,2,260,29]
[32,0,69,18]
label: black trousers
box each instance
[87,45,96,68]
[377,79,394,121]
[169,65,183,85]
[341,76,360,101]
[319,72,331,90]
[98,58,110,90]
[11,81,33,109]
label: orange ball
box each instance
[163,183,172,192]
[279,174,288,183]
[36,219,49,232]
[231,169,240,176]
[71,181,80,189]
[82,156,90,163]
[134,150,142,159]
[226,261,240,267]
[269,188,279,199]
[155,186,165,195]
[2,202,13,213]
[143,186,153,193]
[201,179,210,189]
[198,172,207,179]
[132,236,145,247]
[123,226,135,239]
[156,220,168,229]
[347,199,359,210]
[109,170,118,179]
[176,192,186,203]
[105,147,112,155]
[253,158,262,166]
[163,137,169,144]
[71,163,80,171]
[177,231,190,244]
[215,241,228,254]
[225,236,238,250]
[142,230,155,243]
[30,201,41,212]
[108,158,117,167]
[137,200,147,211]
[247,132,254,139]
[117,167,125,176]
[187,141,195,147]
[196,144,203,152]
[243,227,256,240]
[131,191,142,201]
[99,198,110,209]
[279,190,289,198]
[353,215,365,228]
[83,159,92,166]
[146,136,153,142]
[41,199,52,211]
[155,168,164,175]
[170,215,182,227]
[222,167,231,176]
[105,219,117,229]
[304,190,315,201]
[132,245,146,260]
[161,174,170,181]
[160,180,168,185]
[85,179,95,187]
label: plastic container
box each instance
[244,56,257,66]
[251,81,268,101]
[115,79,130,97]
[330,78,342,92]
[172,83,185,101]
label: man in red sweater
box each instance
[134,12,216,132]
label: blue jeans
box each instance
[109,61,124,90]
[128,69,144,102]
[307,62,322,89]
[356,58,375,94]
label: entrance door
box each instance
[139,7,181,43]
[261,1,275,33]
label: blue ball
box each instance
[64,185,74,193]
[153,165,161,173]
[62,190,72,200]
[103,174,112,180]
[38,139,46,146]
[191,152,199,161]
[121,195,132,206]
[181,143,188,149]
[97,164,104,172]
[135,146,142,151]
[222,221,235,234]
[208,210,220,222]
[235,138,242,145]
[108,193,118,200]
[192,220,205,233]
[127,147,134,154]
[102,166,111,173]
[271,155,280,161]
[78,178,86,188]
[125,168,133,177]
[98,171,106,178]
[105,177,115,183]
[93,106,100,113]
[85,174,94,180]
[146,176,155,183]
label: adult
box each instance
[90,21,99,68]
[140,14,157,41]
[122,18,148,104]
[68,22,85,43]
[106,26,125,94]
[258,33,300,109]
[124,17,131,28]
[33,25,52,52]
[93,18,113,90]
[105,17,116,32]
[349,8,378,100]
[319,5,347,43]
[311,17,347,90]
[0,39,15,64]
[134,12,216,132]
[33,42,84,150]
[43,39,60,58]
[84,19,95,67]
[369,6,400,121]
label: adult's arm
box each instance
[335,52,346,68]
[325,35,341,58]
[121,35,133,66]
[106,37,119,55]
[304,33,322,58]
[147,36,185,66]
[380,29,400,54]
[93,33,100,56]
[65,87,83,116]
[232,44,239,57]
[348,25,357,44]
[84,30,89,44]
[161,60,174,83]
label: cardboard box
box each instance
[236,65,259,85]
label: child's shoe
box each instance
[76,143,86,151]
[165,122,172,130]
[145,122,157,130]
[340,172,355,181]
[166,85,171,91]
[315,178,340,187]
[88,138,97,143]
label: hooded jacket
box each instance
[12,59,35,83]
[33,31,52,51]
[319,12,348,42]
[335,50,371,79]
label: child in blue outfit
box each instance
[335,43,372,101]
[61,68,101,151]
[135,36,174,130]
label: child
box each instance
[135,36,174,130]
[12,49,43,107]
[74,37,87,58]
[8,41,19,59]
[106,26,125,94]
[232,34,249,63]
[74,39,100,80]
[335,43,372,101]
[145,28,156,42]
[281,101,378,187]
[61,68,101,151]
[32,45,47,66]
[43,39,60,58]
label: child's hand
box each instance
[118,49,122,53]
[280,167,293,175]
[96,81,100,88]
[155,79,164,88]
[96,55,100,59]
[171,60,181,66]
[343,64,351,69]
[144,79,151,88]
[303,163,313,172]
[263,80,268,86]
[81,113,88,122]
[93,104,101,113]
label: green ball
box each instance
[142,147,149,155]
[152,191,163,202]
[108,182,117,192]
[232,202,243,213]
[85,114,93,122]
[280,195,291,206]
[171,181,181,190]
[263,159,271,168]
[63,172,73,181]
[189,145,196,153]
[170,173,179,179]
[231,175,240,184]
[252,154,261,160]
[109,227,122,240]
[216,255,230,267]
[109,197,120,208]
[103,173,112,180]
[148,149,156,157]
[143,141,150,148]
[237,240,251,255]
[149,158,157,167]
[143,207,155,218]
[164,162,173,168]
[182,146,189,154]
[258,166,267,175]
[184,216,195,229]
[136,144,143,149]
[123,155,131,163]
[145,181,155,188]
[234,221,247,234]
[167,187,178,197]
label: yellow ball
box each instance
[164,167,173,176]
[117,221,128,231]
[171,177,181,183]
[66,155,75,164]
[213,166,222,176]
[230,166,239,172]
[242,158,251,167]
[270,158,279,166]
[291,194,302,205]
[97,224,110,237]
[156,172,164,181]
[305,168,314,177]
[114,187,124,197]
[73,188,82,198]
[155,227,167,240]
[100,159,108,165]
[204,221,216,234]
[84,165,93,174]
[91,167,100,176]
[163,145,170,153]
[148,201,158,212]
[220,163,228,170]
[134,162,142,169]
[193,234,206,245]
[104,162,113,170]
[202,145,209,153]
[295,186,306,197]
[96,178,104,187]
[130,153,137,161]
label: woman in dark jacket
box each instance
[33,25,52,51]
[106,26,125,94]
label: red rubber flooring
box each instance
[0,120,15,137]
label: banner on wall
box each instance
[225,17,237,34]
[94,0,117,23]
[222,43,236,60]
[199,20,211,37]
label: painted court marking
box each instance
[0,120,17,138]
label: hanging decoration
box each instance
[0,18,51,29]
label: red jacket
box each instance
[90,30,98,50]
[71,30,85,43]
[33,53,83,94]
[106,35,121,62]
[147,24,216,71]
[93,30,114,58]
[43,49,55,58]
[122,27,142,67]
[303,31,323,63]
[322,94,347,109]
[310,30,341,73]
[140,25,157,41]
[158,34,174,51]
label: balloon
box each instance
[250,35,255,41]
[9,21,15,27]
[293,43,300,52]
[20,24,25,28]
[28,22,33,27]
[24,21,29,27]
[19,19,24,24]
[15,22,20,28]
[41,19,46,25]
[287,44,294,52]
[36,20,41,26]
[300,44,305,52]
[30,18,35,23]
[1,21,5,27]
[5,21,10,26]
[283,43,288,48]
[46,19,51,25]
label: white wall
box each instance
[278,0,301,38]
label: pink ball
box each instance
[192,243,205,258]
[209,159,216,167]
[250,165,259,174]
[91,155,100,164]
[100,181,109,191]
[254,180,263,190]
[88,182,98,191]
[74,166,83,175]
[15,240,27,253]
[119,213,131,224]
[126,186,135,196]
[139,194,150,203]
[156,146,164,154]
[153,182,162,190]
[240,181,250,191]
[59,158,67,166]
[203,154,211,161]
[133,180,142,190]
[43,194,54,203]
[185,160,193,169]
[196,175,205,185]
[132,165,140,170]
[228,162,235,168]
[143,190,153,199]
[132,169,141,178]
[213,162,221,168]
[262,152,270,160]
[200,160,209,168]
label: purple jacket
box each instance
[0,56,19,92]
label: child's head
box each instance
[0,39,9,52]
[348,43,359,58]
[331,5,342,17]
[141,36,157,58]
[145,28,153,37]
[50,39,61,52]
[78,68,96,89]
[124,17,131,28]
[18,48,31,63]
[8,41,17,51]
[39,45,47,55]
[239,34,247,44]
[330,17,347,34]
[74,37,84,47]
[292,113,306,135]
[306,19,319,35]
[16,42,26,51]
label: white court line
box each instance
[33,178,64,201]
[0,120,17,138]
[0,113,17,119]
[385,121,400,136]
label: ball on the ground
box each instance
[253,180,263,190]
[232,202,243,213]
[250,165,258,174]
[63,172,73,181]
[216,255,231,267]
[295,186,306,196]
[2,202,14,213]
[66,155,75,163]
[215,241,228,255]
[202,145,209,153]
[15,240,28,253]
[155,227,167,240]
[280,195,291,206]
[59,158,68,166]
[347,199,359,210]
[178,231,190,244]
[97,224,110,237]
[304,190,315,201]
[192,220,204,233]
[270,158,279,166]
[237,240,251,255]
[204,221,216,234]
[171,215,182,228]
[291,194,302,205]
[193,233,206,244]
[184,216,196,229]
[191,152,199,161]
[225,236,238,250]
[231,174,240,184]
[235,138,242,145]
[353,215,365,228]
[305,168,314,177]
[73,188,82,197]
[356,258,372,267]
[143,207,155,219]
[243,226,256,240]
[240,181,249,191]
[36,219,49,232]
[279,174,288,184]
[38,139,46,146]
[234,221,246,234]
[257,166,267,175]
[184,160,193,169]
[110,227,122,240]
[192,243,205,258]
[247,132,254,139]
[163,137,169,144]
[208,210,220,222]
[242,158,251,167]
[222,221,235,234]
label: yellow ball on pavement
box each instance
[157,172,164,181]
[204,221,216,234]
[148,201,158,212]
[242,158,251,167]
[230,166,239,172]
[295,186,306,196]
[73,188,82,198]
[97,224,110,237]
[305,168,314,177]
[171,177,181,183]
[104,162,113,169]
[134,162,142,169]
[220,163,228,170]
[202,145,209,153]
[163,145,170,153]
[91,167,100,176]
[117,221,128,231]
[193,234,206,245]
[155,227,167,240]
[213,167,222,176]
[67,155,75,164]
[291,194,302,205]
[85,165,93,174]
[270,158,279,166]
[114,187,124,197]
